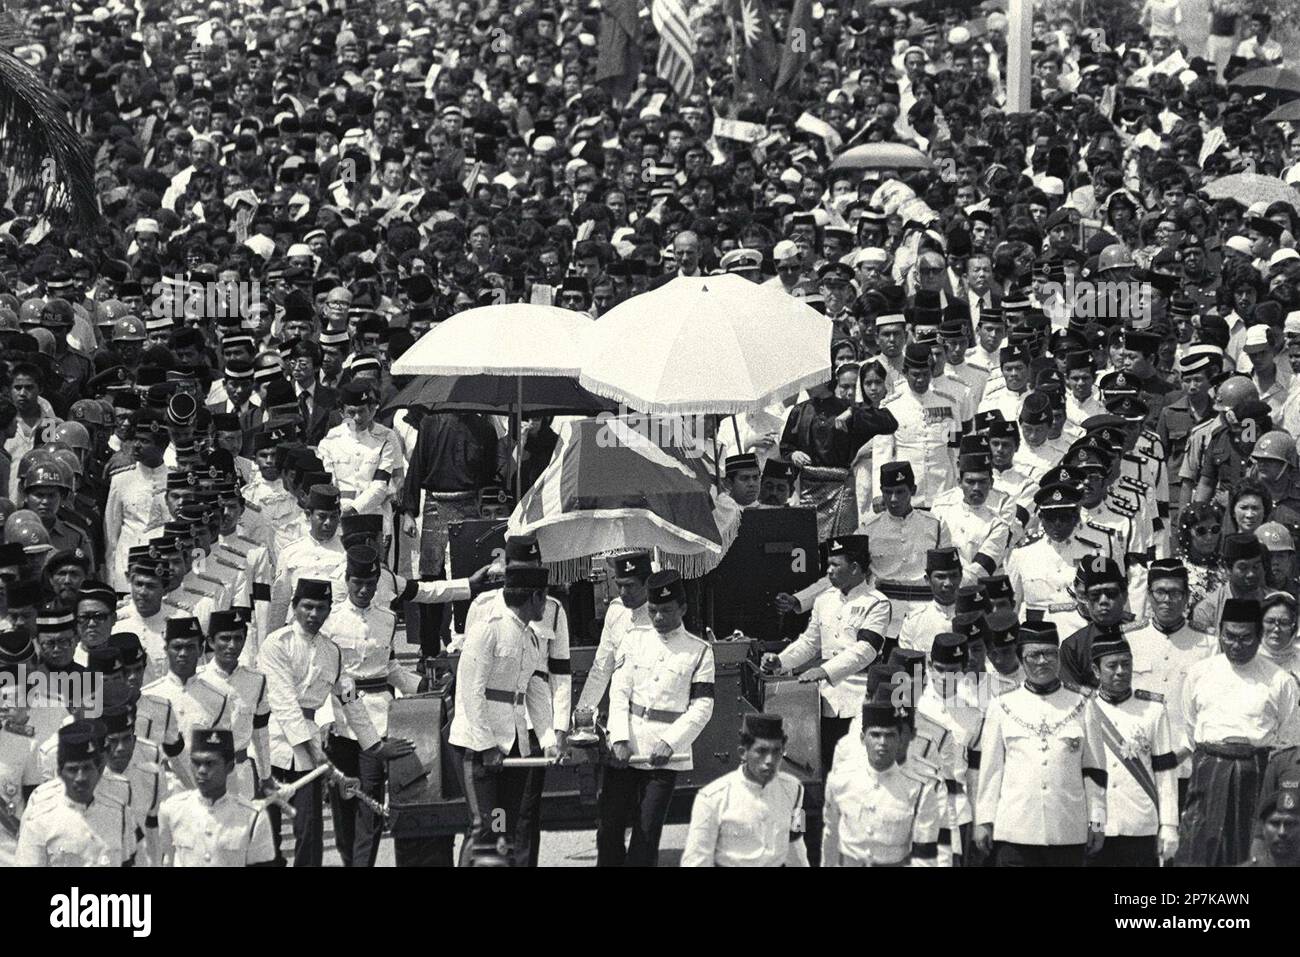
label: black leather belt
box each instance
[631,700,684,723]
[485,688,525,705]
[354,677,394,694]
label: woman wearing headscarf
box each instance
[1177,501,1226,617]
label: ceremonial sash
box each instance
[1092,702,1159,808]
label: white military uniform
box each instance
[268,534,347,628]
[1013,435,1072,481]
[1091,689,1179,841]
[115,600,171,684]
[977,382,1026,423]
[822,756,943,866]
[16,778,136,866]
[103,462,169,593]
[141,671,237,793]
[681,767,810,867]
[463,589,571,736]
[930,493,1013,584]
[260,621,382,771]
[873,386,961,507]
[1005,526,1116,633]
[947,359,989,409]
[0,718,40,866]
[98,742,166,866]
[579,597,651,712]
[916,681,986,834]
[1066,391,1107,431]
[608,625,715,772]
[448,605,555,754]
[857,508,950,638]
[976,682,1109,846]
[157,787,276,866]
[194,661,272,799]
[777,581,891,717]
[242,475,299,563]
[318,420,401,537]
[1126,618,1218,777]
[318,596,420,741]
[161,580,217,637]
[209,532,273,664]
[897,599,954,655]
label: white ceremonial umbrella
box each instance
[390,303,592,498]
[579,274,833,415]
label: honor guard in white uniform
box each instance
[896,548,963,654]
[195,608,273,801]
[681,713,810,867]
[931,444,1012,584]
[977,345,1031,423]
[1125,560,1218,783]
[974,621,1108,866]
[17,719,138,867]
[941,318,990,408]
[859,461,951,636]
[983,414,1037,543]
[601,570,715,866]
[1085,634,1180,866]
[319,546,421,867]
[317,381,401,539]
[208,487,275,667]
[977,611,1027,700]
[156,728,276,866]
[918,635,986,861]
[762,535,891,773]
[578,550,653,712]
[116,547,172,682]
[1012,392,1073,480]
[110,632,186,773]
[103,455,168,593]
[243,433,301,559]
[95,700,165,866]
[141,616,236,794]
[448,565,556,867]
[269,484,348,628]
[1006,478,1116,633]
[823,697,943,866]
[153,527,218,635]
[872,343,960,507]
[261,578,386,867]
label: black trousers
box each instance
[268,766,324,868]
[514,731,545,867]
[325,734,386,868]
[451,743,533,867]
[596,766,678,866]
[993,842,1085,867]
[1087,835,1159,867]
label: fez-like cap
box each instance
[504,534,542,564]
[879,460,915,488]
[504,565,550,590]
[306,483,342,512]
[903,342,931,369]
[1147,558,1188,584]
[866,661,908,696]
[888,647,926,680]
[1221,532,1263,563]
[926,547,961,573]
[58,719,107,764]
[207,609,248,635]
[1019,390,1053,425]
[828,534,870,564]
[86,645,123,675]
[957,451,992,474]
[861,699,903,730]
[1016,619,1059,647]
[953,585,986,619]
[984,610,1020,648]
[1222,597,1261,625]
[346,545,381,579]
[340,513,383,539]
[931,632,968,666]
[1090,630,1131,661]
[1078,555,1125,588]
[646,569,685,604]
[191,727,235,758]
[742,713,785,740]
[980,575,1014,601]
[724,453,759,476]
[762,459,799,482]
[165,617,204,642]
[100,704,135,735]
[293,579,332,603]
[608,550,652,579]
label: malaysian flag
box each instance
[651,0,695,101]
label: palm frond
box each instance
[0,44,99,227]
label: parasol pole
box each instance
[515,374,524,502]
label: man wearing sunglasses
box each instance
[1060,556,1137,689]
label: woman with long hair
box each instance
[1178,501,1227,616]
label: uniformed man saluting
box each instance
[448,564,555,867]
[156,728,276,867]
[601,569,714,867]
[17,719,138,866]
[974,620,1108,866]
[681,713,809,867]
[822,697,942,867]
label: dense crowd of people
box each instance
[1,0,1300,868]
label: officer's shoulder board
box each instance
[1013,528,1043,548]
[108,463,132,479]
[1134,689,1165,703]
[931,389,960,406]
[1074,534,1105,550]
[1121,619,1145,633]
[1085,520,1118,538]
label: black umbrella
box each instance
[383,373,617,418]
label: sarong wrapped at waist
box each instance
[798,466,857,542]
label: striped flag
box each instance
[651,0,695,101]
